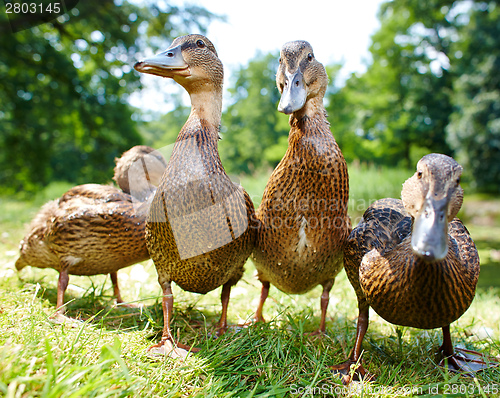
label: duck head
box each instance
[134,34,223,125]
[276,40,328,117]
[402,153,464,262]
[113,145,167,201]
[134,34,223,94]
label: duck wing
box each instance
[345,198,410,302]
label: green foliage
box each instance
[323,0,500,192]
[0,1,217,194]
[326,0,455,168]
[138,93,191,149]
[447,2,500,193]
[219,52,290,174]
[2,0,499,195]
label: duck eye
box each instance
[196,39,205,48]
[417,170,423,179]
[307,53,313,61]
[278,57,282,64]
[456,177,461,185]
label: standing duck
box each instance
[333,153,497,383]
[15,145,166,316]
[251,41,350,334]
[134,34,256,355]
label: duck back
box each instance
[17,184,150,276]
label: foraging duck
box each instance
[251,41,350,333]
[15,145,166,314]
[333,153,497,383]
[134,34,256,354]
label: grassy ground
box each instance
[1,168,499,397]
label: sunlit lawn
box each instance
[1,167,499,397]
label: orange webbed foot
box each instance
[238,314,266,328]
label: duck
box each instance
[134,34,256,355]
[113,144,167,202]
[332,153,497,383]
[15,145,166,316]
[250,41,350,334]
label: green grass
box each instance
[1,169,500,397]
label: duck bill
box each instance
[411,196,449,261]
[134,44,190,78]
[278,70,306,114]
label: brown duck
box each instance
[15,145,166,315]
[251,41,350,333]
[134,34,256,354]
[333,153,497,383]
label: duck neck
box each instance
[289,99,329,140]
[290,96,326,126]
[187,87,222,129]
[171,87,224,175]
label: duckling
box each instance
[251,41,350,334]
[332,153,497,383]
[134,34,256,354]
[15,145,166,315]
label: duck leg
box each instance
[254,280,270,323]
[330,303,374,384]
[309,279,334,336]
[51,268,82,325]
[216,282,232,336]
[439,325,499,373]
[110,271,125,304]
[110,272,140,308]
[55,269,70,314]
[148,281,199,357]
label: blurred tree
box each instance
[327,0,456,167]
[137,93,191,149]
[219,52,289,174]
[447,1,500,193]
[325,66,377,164]
[0,0,217,194]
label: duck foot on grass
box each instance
[49,312,84,328]
[439,347,500,375]
[148,339,200,359]
[439,325,499,374]
[330,360,375,385]
[114,301,144,309]
[307,328,328,338]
